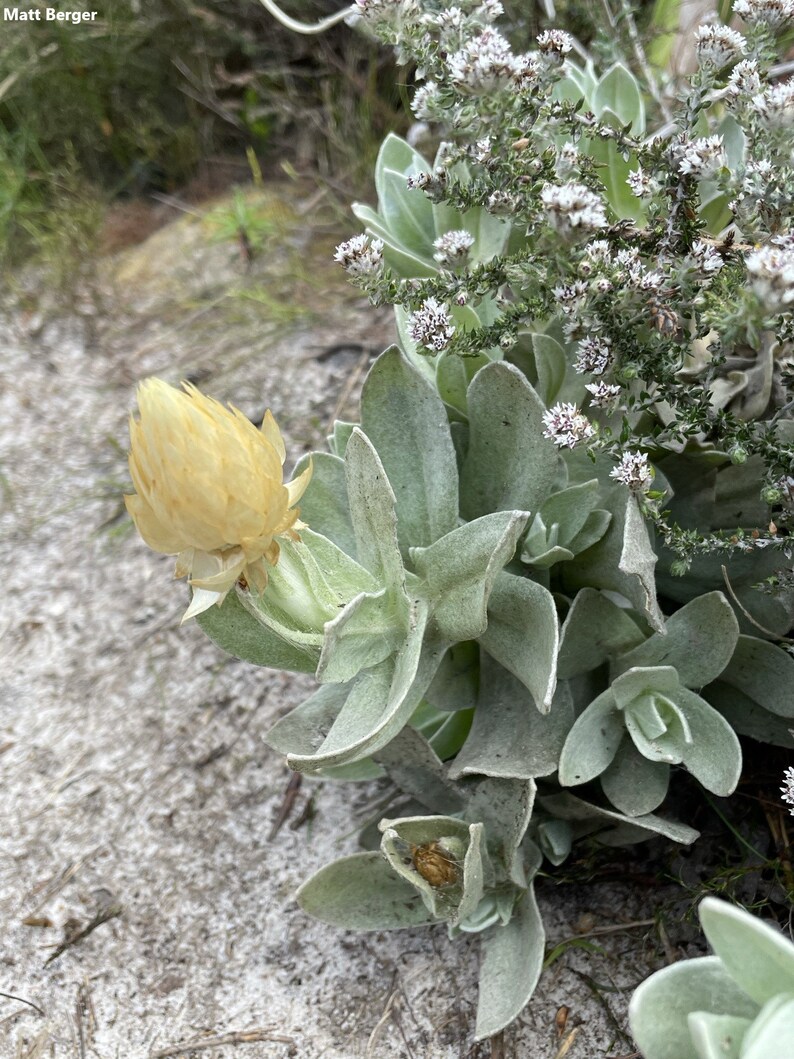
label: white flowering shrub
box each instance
[125,0,794,1043]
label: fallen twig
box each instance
[150,1028,295,1057]
[268,772,303,840]
[45,903,123,966]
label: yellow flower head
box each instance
[125,378,311,619]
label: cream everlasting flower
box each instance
[125,378,312,620]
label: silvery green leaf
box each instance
[565,489,665,632]
[296,852,439,930]
[427,709,474,760]
[558,588,646,679]
[600,738,670,816]
[629,956,759,1059]
[704,682,794,748]
[462,774,535,885]
[535,818,573,865]
[425,641,479,712]
[460,361,560,521]
[373,725,464,816]
[436,347,492,418]
[412,511,529,642]
[529,332,567,405]
[538,791,699,846]
[287,602,441,771]
[450,656,574,780]
[265,682,352,758]
[326,421,356,459]
[699,897,794,1006]
[344,428,405,591]
[675,688,742,796]
[317,587,409,684]
[196,590,319,674]
[593,63,645,132]
[361,348,459,551]
[713,635,794,719]
[687,1012,750,1059]
[741,996,794,1059]
[568,509,612,554]
[557,690,623,786]
[474,887,545,1040]
[478,572,559,713]
[533,479,598,542]
[612,664,681,709]
[294,453,357,559]
[622,678,690,766]
[373,134,437,258]
[615,592,739,689]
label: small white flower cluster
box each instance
[541,182,608,235]
[553,280,589,315]
[781,766,794,817]
[746,241,794,310]
[585,381,622,408]
[334,234,385,277]
[676,135,727,179]
[555,142,579,179]
[727,58,762,98]
[542,402,594,448]
[433,228,475,266]
[585,240,613,264]
[687,239,725,275]
[778,474,794,505]
[575,336,613,375]
[406,168,447,197]
[627,167,661,199]
[755,79,794,127]
[407,297,456,351]
[613,248,666,293]
[487,189,520,215]
[695,24,746,68]
[448,28,520,94]
[412,81,443,120]
[610,450,652,489]
[536,29,573,65]
[733,0,794,28]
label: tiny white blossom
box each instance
[585,381,622,407]
[536,29,573,64]
[412,81,442,120]
[553,280,590,315]
[676,135,728,179]
[433,229,475,266]
[575,336,613,375]
[542,402,595,448]
[756,79,794,127]
[727,58,762,98]
[778,474,794,505]
[627,167,661,199]
[733,0,794,28]
[639,270,666,293]
[695,24,746,68]
[610,450,652,489]
[585,240,613,264]
[555,142,579,179]
[448,28,520,94]
[541,182,608,234]
[781,766,794,815]
[688,239,725,275]
[746,243,794,310]
[474,137,493,163]
[487,189,520,214]
[407,297,455,351]
[514,53,541,89]
[334,234,384,277]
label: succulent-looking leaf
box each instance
[296,851,439,931]
[293,452,357,559]
[687,1012,749,1059]
[460,361,560,521]
[629,956,759,1059]
[703,681,794,748]
[474,885,545,1040]
[558,588,646,679]
[196,589,318,674]
[740,996,794,1059]
[412,510,529,642]
[361,348,459,552]
[344,428,405,591]
[557,690,624,786]
[462,775,535,885]
[615,592,739,689]
[674,688,742,796]
[265,682,351,758]
[450,657,574,780]
[699,897,794,1006]
[710,635,794,719]
[373,725,464,816]
[425,641,479,712]
[317,586,409,684]
[600,738,670,816]
[538,791,699,847]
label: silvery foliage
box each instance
[629,897,794,1059]
[188,0,794,1040]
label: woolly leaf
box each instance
[344,428,405,591]
[293,452,357,559]
[600,738,670,816]
[558,588,646,679]
[196,590,318,674]
[558,690,623,786]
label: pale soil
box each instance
[0,188,682,1059]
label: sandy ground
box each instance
[0,191,684,1059]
